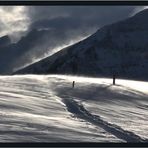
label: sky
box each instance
[0,6,147,42]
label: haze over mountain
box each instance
[0,29,52,74]
[15,9,148,81]
[0,16,94,74]
[0,27,89,74]
[0,6,145,75]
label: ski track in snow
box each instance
[0,74,148,142]
[61,97,147,142]
[49,75,148,141]
[0,75,123,142]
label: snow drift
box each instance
[0,74,148,142]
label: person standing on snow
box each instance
[72,81,75,88]
[113,74,116,85]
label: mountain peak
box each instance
[125,8,148,27]
[133,8,148,19]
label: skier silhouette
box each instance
[113,74,116,85]
[72,81,75,88]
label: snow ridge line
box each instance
[62,98,148,142]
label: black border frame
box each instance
[0,1,148,5]
[0,142,148,147]
[0,1,148,147]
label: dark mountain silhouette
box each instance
[14,9,148,81]
[0,35,11,48]
[0,29,53,74]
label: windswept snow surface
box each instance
[0,75,148,142]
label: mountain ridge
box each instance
[14,9,148,81]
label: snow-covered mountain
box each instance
[15,9,148,81]
[0,74,148,142]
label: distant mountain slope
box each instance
[0,29,53,74]
[0,35,11,48]
[0,19,91,74]
[14,9,148,81]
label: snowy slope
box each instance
[0,74,148,142]
[14,9,148,81]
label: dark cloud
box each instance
[0,6,145,41]
[25,6,145,49]
[23,6,145,54]
[27,6,144,29]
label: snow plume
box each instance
[25,6,143,56]
[0,6,30,42]
[130,6,148,16]
[13,34,90,73]
[0,6,145,43]
[42,33,91,58]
